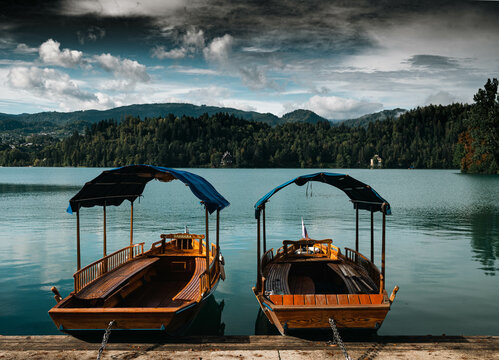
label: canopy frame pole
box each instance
[216,209,220,273]
[370,208,374,263]
[262,206,266,254]
[103,203,107,273]
[205,207,210,285]
[129,201,134,260]
[257,212,261,292]
[355,205,359,262]
[76,206,81,271]
[381,204,386,293]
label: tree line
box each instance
[1,79,497,173]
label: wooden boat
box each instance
[252,172,399,335]
[49,165,230,335]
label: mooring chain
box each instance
[329,318,353,360]
[97,320,115,360]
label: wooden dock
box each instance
[0,335,498,359]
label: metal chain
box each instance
[329,318,352,360]
[97,320,115,360]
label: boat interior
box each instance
[263,239,379,297]
[58,234,218,310]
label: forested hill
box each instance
[0,103,470,169]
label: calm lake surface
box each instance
[0,167,498,336]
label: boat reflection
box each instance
[184,295,225,336]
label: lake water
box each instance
[0,167,498,336]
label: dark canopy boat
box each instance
[49,165,229,335]
[252,172,399,334]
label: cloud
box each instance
[7,66,96,101]
[151,46,187,59]
[203,34,234,64]
[183,28,205,49]
[424,91,459,105]
[152,27,205,60]
[169,66,219,75]
[77,26,106,44]
[304,95,383,120]
[408,54,459,68]
[39,39,83,68]
[94,53,150,83]
[60,0,185,17]
[14,43,38,54]
[238,65,280,91]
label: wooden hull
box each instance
[49,282,219,335]
[254,289,390,333]
[49,236,223,336]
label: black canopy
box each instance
[254,172,391,218]
[68,165,230,214]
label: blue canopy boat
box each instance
[252,172,399,334]
[49,165,229,336]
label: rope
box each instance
[329,318,352,360]
[97,320,115,360]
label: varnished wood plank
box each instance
[315,294,326,306]
[293,294,305,305]
[269,295,282,305]
[304,294,315,305]
[348,294,360,305]
[326,294,338,305]
[369,294,384,304]
[283,295,294,306]
[358,294,371,305]
[337,294,349,305]
[76,257,159,300]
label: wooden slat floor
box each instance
[76,257,160,300]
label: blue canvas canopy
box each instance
[68,165,230,214]
[254,172,390,218]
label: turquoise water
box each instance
[0,168,498,335]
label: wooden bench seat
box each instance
[269,294,385,306]
[75,256,159,300]
[265,263,291,295]
[172,257,206,301]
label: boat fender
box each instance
[51,286,63,303]
[389,285,399,304]
[219,254,225,265]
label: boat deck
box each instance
[264,258,378,296]
[75,256,160,300]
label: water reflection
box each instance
[0,183,79,194]
[185,295,225,336]
[469,208,499,276]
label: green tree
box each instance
[461,78,499,174]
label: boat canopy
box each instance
[67,165,230,214]
[254,172,391,218]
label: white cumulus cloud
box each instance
[7,66,95,101]
[94,53,150,83]
[14,43,38,54]
[151,46,187,60]
[304,95,383,120]
[203,34,234,64]
[152,27,205,60]
[39,39,83,68]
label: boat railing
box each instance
[73,243,145,293]
[261,248,274,269]
[198,243,219,301]
[344,247,380,287]
[152,233,206,253]
[282,239,333,258]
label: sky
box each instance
[0,0,498,119]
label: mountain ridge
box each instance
[0,102,406,128]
